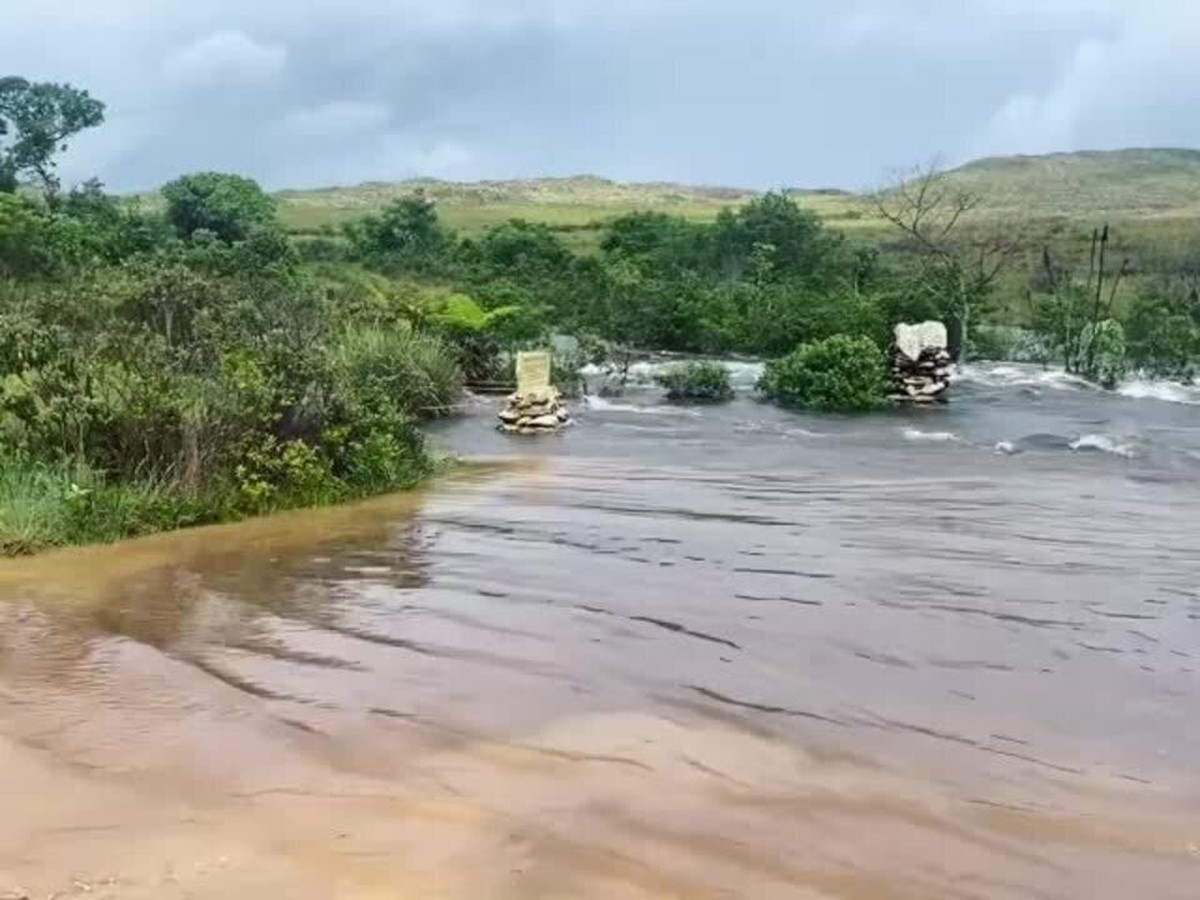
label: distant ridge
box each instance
[272,148,1200,232]
[935,148,1200,217]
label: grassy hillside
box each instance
[941,149,1200,218]
[272,149,1200,243]
[275,174,865,236]
[277,176,750,233]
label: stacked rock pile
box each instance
[890,321,952,404]
[498,387,571,434]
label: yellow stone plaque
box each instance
[515,351,552,394]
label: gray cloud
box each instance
[1,0,1195,192]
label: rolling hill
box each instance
[272,148,1200,236]
[938,148,1200,218]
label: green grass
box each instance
[272,174,869,236]
[275,175,757,235]
[939,149,1200,218]
[268,150,1200,239]
[0,444,440,559]
[0,455,209,556]
[0,456,78,554]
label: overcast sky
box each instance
[3,0,1196,192]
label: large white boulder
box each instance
[894,321,948,362]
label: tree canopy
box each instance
[0,77,105,197]
[162,172,278,242]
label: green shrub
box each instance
[341,427,429,493]
[1124,295,1199,380]
[328,325,463,419]
[1078,319,1128,390]
[655,361,734,402]
[758,334,888,412]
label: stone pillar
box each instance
[890,321,953,404]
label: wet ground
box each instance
[1,363,1198,898]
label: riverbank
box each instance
[0,448,441,559]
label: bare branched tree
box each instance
[871,161,1022,362]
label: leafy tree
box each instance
[712,192,841,282]
[61,178,121,228]
[601,211,706,276]
[59,179,175,262]
[458,219,578,321]
[0,77,105,198]
[468,219,572,277]
[344,191,450,272]
[162,172,277,242]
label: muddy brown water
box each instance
[2,364,1200,898]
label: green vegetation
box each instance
[269,149,1200,239]
[5,75,1200,552]
[0,197,460,554]
[0,452,214,557]
[1077,319,1128,390]
[1024,222,1199,386]
[162,172,278,242]
[935,149,1200,218]
[757,335,889,412]
[274,176,765,236]
[656,361,734,403]
[0,77,105,196]
[1124,288,1200,380]
[1,77,466,556]
[267,151,1200,382]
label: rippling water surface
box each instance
[2,363,1199,898]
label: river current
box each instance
[1,362,1198,898]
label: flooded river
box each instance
[2,363,1199,898]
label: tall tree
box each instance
[0,77,106,198]
[872,163,1020,361]
[343,191,450,272]
[712,192,840,283]
[162,172,277,242]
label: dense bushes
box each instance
[337,189,896,360]
[0,177,463,554]
[1124,291,1200,380]
[757,335,888,411]
[656,361,734,402]
[1028,229,1200,386]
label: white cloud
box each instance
[976,5,1200,156]
[162,30,287,89]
